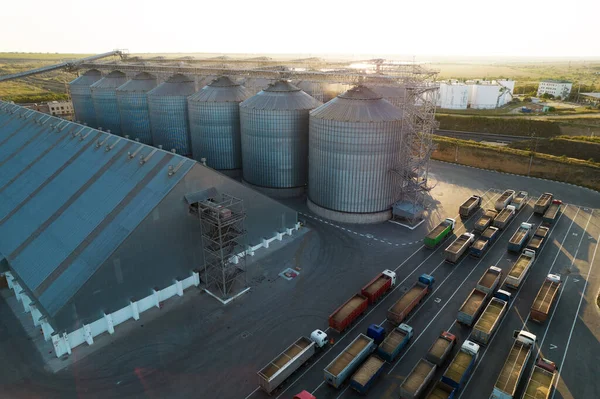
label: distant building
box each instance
[537,80,572,99]
[48,100,73,117]
[468,82,501,109]
[437,82,469,109]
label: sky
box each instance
[1,0,598,58]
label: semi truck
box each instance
[493,205,516,230]
[534,193,553,215]
[542,200,562,225]
[425,381,456,399]
[457,267,502,326]
[495,189,515,211]
[361,270,397,304]
[324,333,376,388]
[526,226,549,252]
[258,330,328,394]
[505,249,536,289]
[470,290,511,345]
[441,340,480,393]
[349,355,386,394]
[477,266,503,295]
[469,226,499,258]
[425,331,457,366]
[377,323,413,362]
[445,233,476,264]
[489,330,537,399]
[425,218,456,249]
[530,274,561,323]
[522,357,557,399]
[508,222,534,253]
[328,293,369,332]
[475,209,499,233]
[400,358,437,399]
[511,191,528,211]
[387,274,435,325]
[459,195,482,217]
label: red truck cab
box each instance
[293,390,316,399]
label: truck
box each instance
[469,226,499,258]
[489,330,537,399]
[542,200,562,225]
[424,218,456,249]
[493,205,516,230]
[508,222,534,253]
[328,293,369,332]
[475,209,498,233]
[459,195,482,217]
[377,323,413,362]
[441,340,480,393]
[361,270,397,304]
[367,324,386,344]
[476,266,503,295]
[530,274,561,323]
[470,290,511,345]
[534,193,553,215]
[425,381,456,399]
[425,331,457,366]
[400,358,437,399]
[522,357,558,399]
[293,392,316,399]
[511,191,528,212]
[349,355,386,394]
[387,274,435,325]
[495,189,515,211]
[258,330,328,394]
[457,288,488,326]
[473,209,498,233]
[445,233,476,264]
[526,226,550,252]
[324,333,376,388]
[505,249,536,289]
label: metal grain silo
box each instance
[90,70,127,135]
[368,82,407,108]
[308,86,405,223]
[240,81,321,197]
[147,73,196,155]
[116,72,158,144]
[187,76,250,172]
[69,69,102,127]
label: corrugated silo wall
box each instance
[92,87,123,135]
[70,85,97,127]
[117,91,153,144]
[148,96,191,155]
[308,118,403,213]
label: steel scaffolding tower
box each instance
[196,194,247,299]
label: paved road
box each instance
[435,129,530,143]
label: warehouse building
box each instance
[0,101,299,357]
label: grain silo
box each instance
[116,72,158,144]
[187,76,250,173]
[240,80,321,197]
[90,70,127,135]
[147,73,196,155]
[69,69,102,127]
[368,82,407,108]
[308,86,405,223]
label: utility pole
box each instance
[528,131,537,176]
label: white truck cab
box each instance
[310,329,328,348]
[382,269,397,287]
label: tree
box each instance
[523,97,532,102]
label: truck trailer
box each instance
[505,249,536,289]
[258,330,328,394]
[493,205,516,230]
[489,330,537,399]
[441,340,480,393]
[511,191,528,211]
[387,274,435,325]
[522,357,557,399]
[361,270,397,304]
[324,333,376,388]
[425,381,456,399]
[425,331,457,366]
[350,355,386,394]
[377,323,413,362]
[508,222,533,253]
[477,266,502,295]
[526,226,549,252]
[542,200,562,225]
[400,358,437,399]
[530,274,561,323]
[475,209,498,233]
[534,193,553,215]
[445,233,475,264]
[470,290,511,345]
[469,226,499,258]
[495,190,515,211]
[459,195,482,217]
[424,218,456,249]
[328,293,369,332]
[457,289,488,326]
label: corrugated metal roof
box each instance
[188,76,251,103]
[310,85,404,122]
[69,69,102,86]
[116,72,158,93]
[147,73,196,97]
[240,81,321,111]
[0,100,192,320]
[90,70,127,89]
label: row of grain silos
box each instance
[71,72,406,223]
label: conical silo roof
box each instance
[90,70,127,89]
[69,69,102,86]
[310,85,404,122]
[240,80,322,111]
[148,73,196,97]
[116,72,158,92]
[188,76,250,103]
